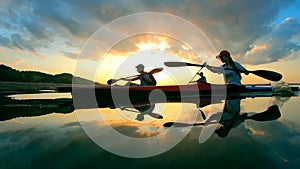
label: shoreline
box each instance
[0,81,73,95]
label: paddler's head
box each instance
[216,50,230,63]
[135,64,145,73]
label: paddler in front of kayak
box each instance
[129,64,157,86]
[204,50,249,91]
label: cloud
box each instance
[243,18,300,64]
[20,18,52,40]
[61,51,79,59]
[0,0,299,65]
[11,33,35,51]
[12,58,25,67]
[0,0,101,56]
[0,35,11,48]
[127,0,299,64]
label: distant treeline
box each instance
[0,64,97,84]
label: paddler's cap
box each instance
[135,64,144,69]
[216,50,230,59]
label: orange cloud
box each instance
[248,44,268,54]
[12,58,25,67]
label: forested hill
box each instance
[0,64,98,84]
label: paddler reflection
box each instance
[214,99,280,137]
[120,104,163,121]
[164,97,281,138]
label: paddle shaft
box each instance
[107,75,138,85]
[164,62,282,81]
[188,66,205,83]
[107,68,163,85]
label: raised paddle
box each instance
[163,105,281,127]
[164,61,282,82]
[107,68,163,85]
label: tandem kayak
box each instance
[58,82,298,109]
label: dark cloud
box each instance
[20,18,53,40]
[61,51,79,59]
[11,33,35,51]
[0,35,11,48]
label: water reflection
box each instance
[163,95,296,139]
[1,91,297,129]
[0,94,74,121]
[1,91,300,168]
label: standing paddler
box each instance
[204,50,249,91]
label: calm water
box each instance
[1,91,300,169]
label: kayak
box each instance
[58,82,298,109]
[58,82,298,94]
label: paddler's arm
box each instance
[130,76,140,81]
[204,63,223,74]
[234,62,249,75]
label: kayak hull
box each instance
[58,82,298,109]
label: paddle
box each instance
[107,75,138,85]
[163,121,205,127]
[164,61,282,82]
[163,105,281,127]
[107,68,163,85]
[188,63,205,83]
[245,105,281,121]
[164,62,205,67]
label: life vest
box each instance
[139,72,157,86]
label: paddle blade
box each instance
[149,68,163,74]
[107,79,118,85]
[164,62,203,67]
[250,70,283,82]
[106,79,121,85]
[247,105,281,121]
[149,113,164,119]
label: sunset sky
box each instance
[0,0,300,84]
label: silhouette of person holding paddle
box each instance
[190,72,207,83]
[129,64,157,86]
[197,72,207,83]
[204,50,248,90]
